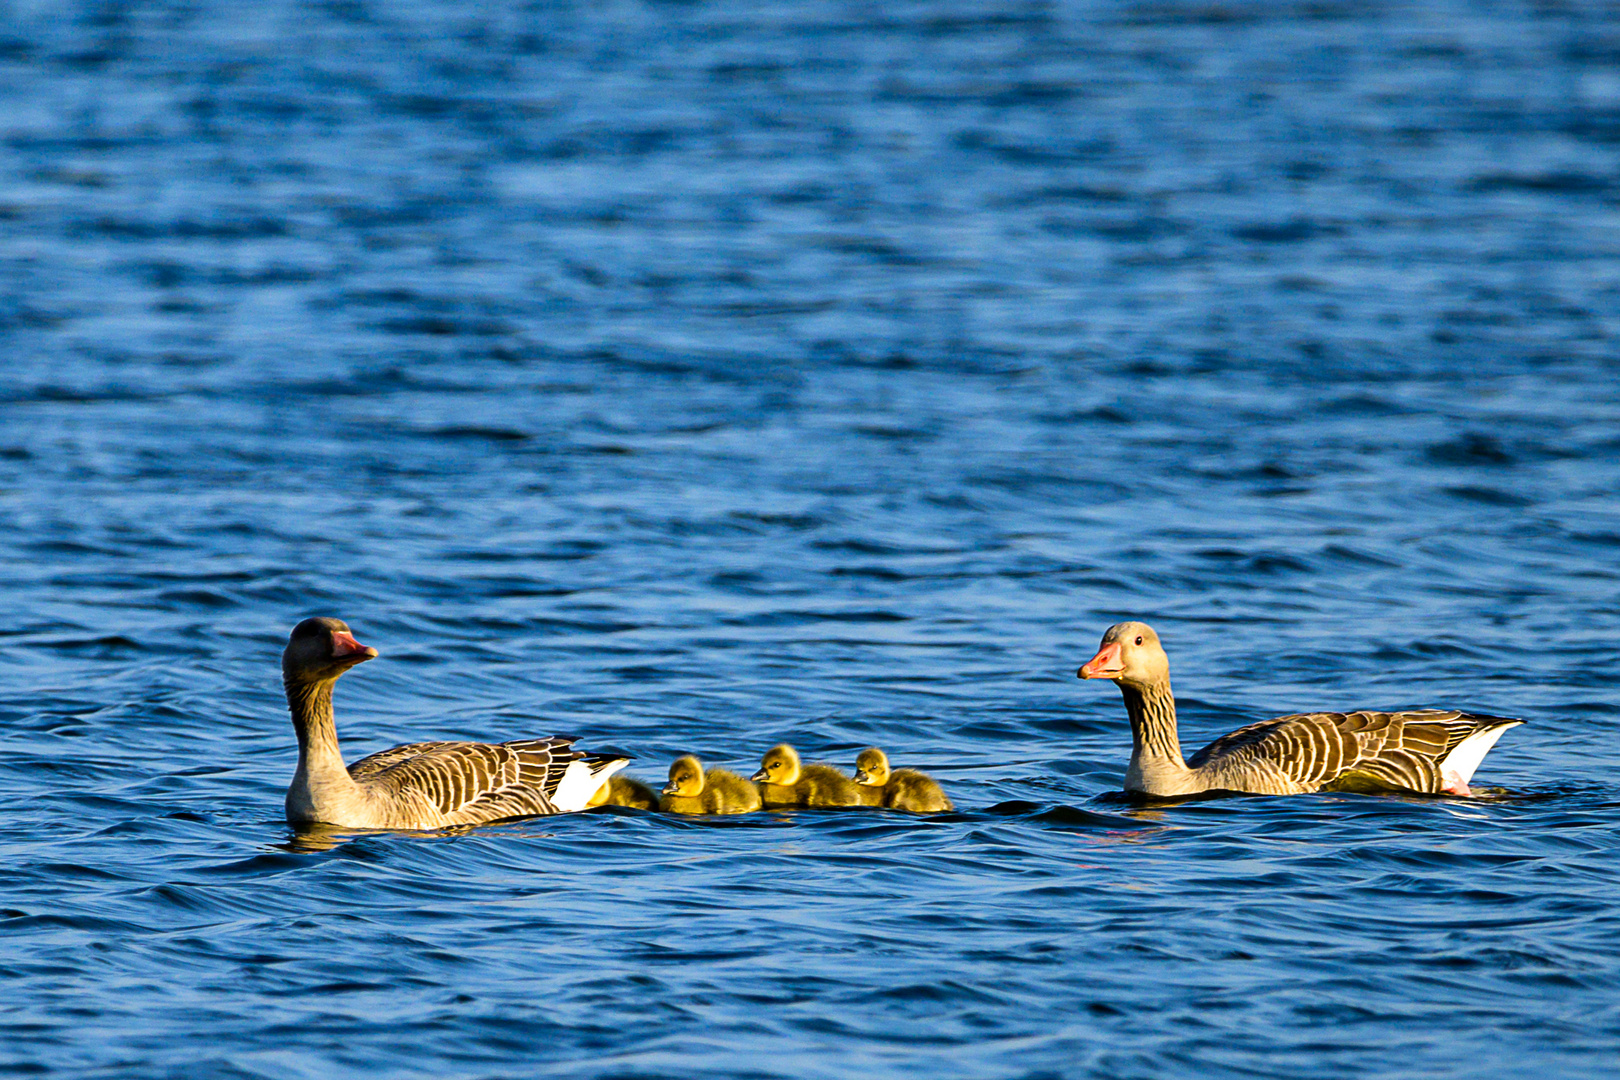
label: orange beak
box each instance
[331,630,378,661]
[1079,642,1122,679]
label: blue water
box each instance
[3,1,1620,1077]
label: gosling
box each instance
[751,744,862,808]
[659,755,762,815]
[854,748,953,812]
[587,774,660,810]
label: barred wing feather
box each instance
[348,736,583,824]
[347,741,466,781]
[1188,709,1522,794]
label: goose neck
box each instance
[283,675,356,798]
[1119,679,1193,793]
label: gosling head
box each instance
[751,744,802,786]
[853,748,890,786]
[1078,620,1169,691]
[662,755,707,797]
[282,617,378,684]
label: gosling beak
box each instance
[331,630,379,663]
[660,783,679,796]
[750,768,768,782]
[854,769,870,784]
[1079,642,1122,680]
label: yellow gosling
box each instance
[659,755,762,815]
[851,754,885,807]
[854,748,953,812]
[750,744,862,808]
[587,774,660,810]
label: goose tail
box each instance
[552,753,631,812]
[1438,715,1523,794]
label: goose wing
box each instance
[347,741,462,781]
[348,736,584,821]
[1188,709,1518,793]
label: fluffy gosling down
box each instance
[751,744,863,808]
[854,748,953,812]
[659,755,762,815]
[587,774,660,810]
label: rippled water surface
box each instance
[3,1,1620,1077]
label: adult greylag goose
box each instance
[853,748,953,812]
[750,744,862,808]
[1078,621,1522,798]
[659,755,762,815]
[282,617,628,829]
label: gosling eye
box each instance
[1135,635,1143,645]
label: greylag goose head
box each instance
[662,755,707,797]
[283,616,379,684]
[751,744,802,785]
[853,748,889,786]
[1078,621,1169,691]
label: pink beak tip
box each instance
[331,631,377,659]
[1079,642,1122,679]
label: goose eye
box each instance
[1135,635,1143,645]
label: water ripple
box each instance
[1,1,1619,1078]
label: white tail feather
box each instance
[552,757,629,813]
[1439,722,1521,787]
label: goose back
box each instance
[1188,709,1522,795]
[344,736,619,827]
